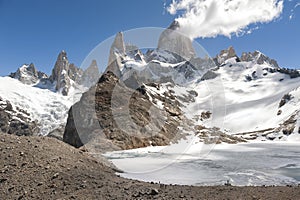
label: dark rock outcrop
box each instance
[200,70,218,81]
[63,71,185,151]
[0,97,39,136]
[277,68,300,79]
[279,94,292,108]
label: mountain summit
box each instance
[241,50,279,68]
[158,20,196,60]
[9,50,84,96]
[9,63,48,85]
[106,32,126,78]
[49,50,83,95]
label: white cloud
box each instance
[167,0,284,39]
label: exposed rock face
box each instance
[158,20,196,60]
[47,124,65,141]
[9,50,83,96]
[9,63,48,85]
[279,94,292,108]
[50,50,82,95]
[0,97,39,136]
[50,51,68,82]
[63,71,185,151]
[103,29,215,88]
[277,67,300,79]
[68,63,83,83]
[200,70,218,81]
[241,51,279,68]
[81,60,100,88]
[216,46,239,65]
[50,50,71,95]
[126,44,146,63]
[106,32,125,77]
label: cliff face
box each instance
[158,20,196,60]
[50,50,72,95]
[49,50,83,95]
[63,71,184,151]
[80,60,100,88]
[105,32,126,78]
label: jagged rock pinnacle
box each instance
[157,20,196,60]
[105,32,126,77]
[50,50,82,96]
[216,46,239,65]
[81,59,100,87]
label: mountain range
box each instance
[1,22,300,153]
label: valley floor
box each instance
[1,133,300,199]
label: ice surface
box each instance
[104,141,300,186]
[103,58,300,186]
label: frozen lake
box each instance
[104,141,300,186]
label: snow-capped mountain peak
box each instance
[9,63,48,85]
[1,50,98,137]
[240,50,279,69]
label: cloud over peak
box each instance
[167,0,284,39]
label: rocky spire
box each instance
[110,32,125,56]
[50,50,69,82]
[81,60,100,87]
[216,46,239,65]
[157,20,196,60]
[50,50,72,96]
[105,32,126,77]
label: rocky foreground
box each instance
[1,134,300,199]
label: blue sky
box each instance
[0,0,299,76]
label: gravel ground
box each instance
[1,134,300,199]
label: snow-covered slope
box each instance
[113,35,300,142]
[218,63,299,133]
[0,77,76,135]
[151,56,300,142]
